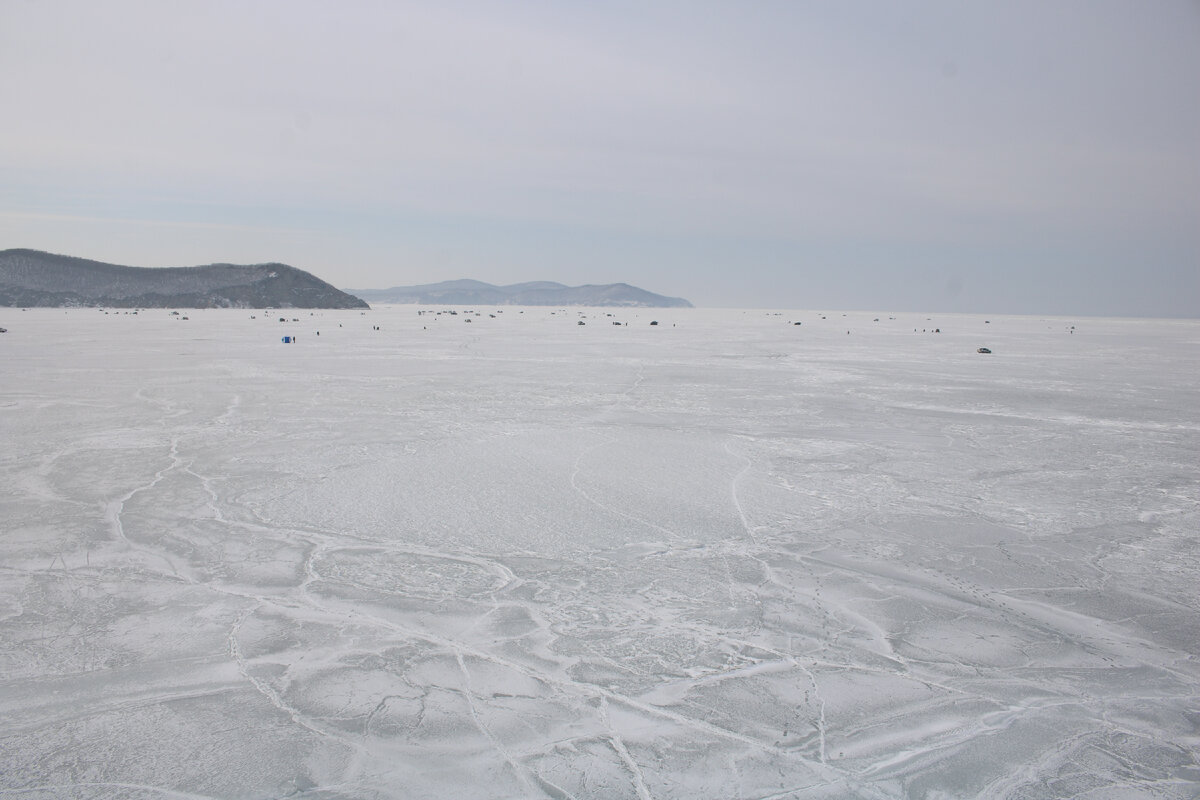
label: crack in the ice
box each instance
[725,437,760,545]
[455,650,539,795]
[0,782,222,799]
[103,437,194,581]
[569,433,680,541]
[227,603,362,759]
[599,695,654,800]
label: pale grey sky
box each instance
[2,1,1197,315]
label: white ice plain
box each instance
[1,306,1198,800]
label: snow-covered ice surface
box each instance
[2,306,1198,799]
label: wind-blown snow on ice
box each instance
[2,307,1198,799]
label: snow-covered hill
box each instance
[0,249,369,309]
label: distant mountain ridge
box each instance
[352,279,692,307]
[0,249,368,309]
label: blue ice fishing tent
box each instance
[282,335,292,343]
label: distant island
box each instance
[352,279,692,308]
[0,249,368,309]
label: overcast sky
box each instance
[2,1,1197,315]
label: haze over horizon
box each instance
[2,1,1197,317]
